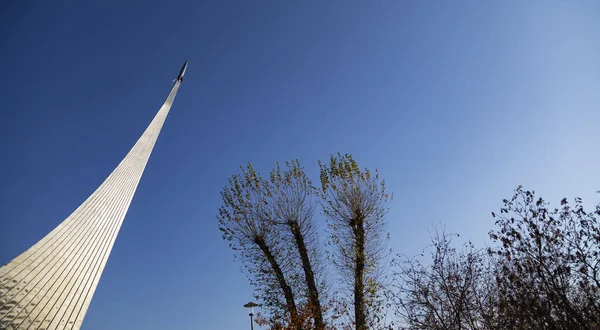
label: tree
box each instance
[218,155,393,329]
[319,154,391,330]
[218,161,326,329]
[489,186,600,329]
[388,186,600,330]
[269,160,326,329]
[218,163,300,327]
[389,229,499,330]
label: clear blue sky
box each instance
[1,1,599,329]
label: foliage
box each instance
[218,160,330,329]
[219,155,600,330]
[319,153,392,330]
[218,162,301,327]
[269,160,326,329]
[218,154,392,329]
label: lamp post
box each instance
[243,302,259,330]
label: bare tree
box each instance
[489,186,600,330]
[389,187,600,330]
[319,153,391,330]
[389,229,499,330]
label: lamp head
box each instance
[244,302,259,316]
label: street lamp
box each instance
[243,302,259,330]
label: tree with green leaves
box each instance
[319,154,392,330]
[218,161,326,329]
[269,160,326,329]
[218,163,300,327]
[218,155,392,329]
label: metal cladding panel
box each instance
[0,81,181,330]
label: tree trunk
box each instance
[353,213,367,330]
[289,220,324,329]
[255,236,300,328]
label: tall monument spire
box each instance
[0,62,187,330]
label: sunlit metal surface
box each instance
[0,80,182,330]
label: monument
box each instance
[0,61,188,329]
